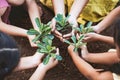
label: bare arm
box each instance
[29,48,59,80]
[63,0,89,38]
[69,0,89,19]
[14,52,44,71]
[81,45,120,65]
[52,0,65,15]
[68,45,107,80]
[26,0,42,30]
[0,20,28,37]
[94,6,120,33]
[84,33,114,45]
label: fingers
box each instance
[56,48,59,55]
[76,33,80,40]
[54,30,62,36]
[51,18,56,32]
[63,33,72,38]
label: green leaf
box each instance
[78,35,84,41]
[71,35,76,44]
[64,40,72,45]
[37,49,45,54]
[73,27,81,32]
[56,55,62,60]
[32,35,41,42]
[46,45,51,51]
[51,53,56,58]
[27,29,39,35]
[39,49,49,54]
[35,17,41,28]
[86,21,92,27]
[37,43,45,49]
[47,34,54,40]
[73,48,78,52]
[43,55,51,65]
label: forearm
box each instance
[0,22,27,37]
[29,64,47,80]
[69,0,89,19]
[14,56,40,71]
[52,0,65,15]
[97,35,114,45]
[95,6,120,33]
[69,49,99,79]
[26,0,41,30]
[83,51,120,65]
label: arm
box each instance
[68,45,101,80]
[94,6,120,33]
[14,52,44,71]
[84,33,114,45]
[80,45,120,65]
[63,0,89,38]
[0,20,28,37]
[26,0,42,30]
[52,0,65,16]
[51,0,65,38]
[69,0,89,20]
[29,48,59,80]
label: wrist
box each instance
[38,63,48,72]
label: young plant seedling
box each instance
[55,14,72,34]
[27,17,62,65]
[74,21,93,34]
[65,35,86,52]
[37,37,62,65]
[27,17,52,43]
[65,22,93,52]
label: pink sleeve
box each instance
[0,0,9,8]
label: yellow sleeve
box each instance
[77,0,119,24]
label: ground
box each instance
[5,2,114,80]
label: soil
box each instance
[5,2,115,80]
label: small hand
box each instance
[83,32,101,42]
[27,34,37,47]
[92,25,101,33]
[51,18,62,37]
[63,17,78,39]
[39,48,59,71]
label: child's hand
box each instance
[27,34,37,47]
[39,48,59,71]
[51,18,62,37]
[68,45,79,56]
[63,18,78,39]
[83,32,101,42]
[92,25,101,33]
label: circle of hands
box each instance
[51,16,78,42]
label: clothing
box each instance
[40,0,119,24]
[113,73,120,80]
[0,0,11,23]
[0,0,9,8]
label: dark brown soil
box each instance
[5,2,114,80]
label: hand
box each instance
[51,18,62,37]
[92,25,101,33]
[63,17,78,39]
[33,52,45,64]
[80,45,89,59]
[68,45,79,56]
[27,34,37,47]
[39,48,59,71]
[83,32,101,42]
